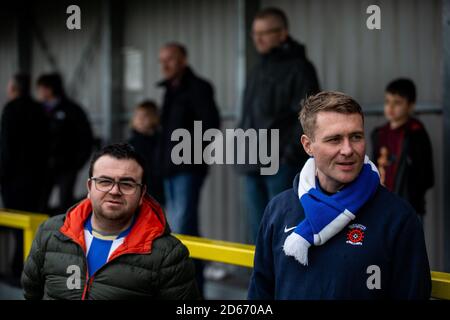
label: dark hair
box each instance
[299,91,364,138]
[12,73,31,96]
[385,78,416,104]
[137,100,158,114]
[88,143,147,186]
[36,72,66,97]
[164,42,188,58]
[254,7,289,29]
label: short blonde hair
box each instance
[299,91,364,138]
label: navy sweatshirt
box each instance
[248,174,431,300]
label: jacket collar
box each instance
[59,194,167,259]
[261,36,306,62]
[156,66,195,89]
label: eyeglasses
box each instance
[89,177,143,195]
[250,27,283,38]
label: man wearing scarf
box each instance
[248,91,431,300]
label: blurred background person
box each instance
[157,42,220,296]
[128,100,165,205]
[238,7,320,243]
[36,73,94,215]
[372,78,434,223]
[0,73,50,281]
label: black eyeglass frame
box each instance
[89,177,144,195]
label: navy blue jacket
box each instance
[248,174,431,300]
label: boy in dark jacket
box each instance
[371,79,434,218]
[128,100,165,205]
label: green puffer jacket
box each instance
[21,194,200,300]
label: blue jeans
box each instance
[245,164,298,243]
[163,173,206,236]
[163,172,206,296]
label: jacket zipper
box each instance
[66,230,165,299]
[82,276,94,300]
[79,250,152,300]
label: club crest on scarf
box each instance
[283,155,379,266]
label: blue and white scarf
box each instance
[283,155,380,266]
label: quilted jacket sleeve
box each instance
[21,222,47,300]
[155,237,201,300]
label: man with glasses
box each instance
[238,7,320,243]
[22,143,200,300]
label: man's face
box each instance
[36,85,53,102]
[252,17,288,54]
[384,93,413,123]
[159,46,187,80]
[301,112,366,192]
[87,155,146,223]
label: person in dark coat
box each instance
[22,143,199,300]
[1,73,50,211]
[128,100,165,205]
[0,73,50,280]
[157,43,220,296]
[371,78,434,221]
[238,7,320,243]
[36,73,94,215]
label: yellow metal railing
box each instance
[0,210,48,261]
[430,271,450,300]
[175,234,255,268]
[1,211,450,300]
